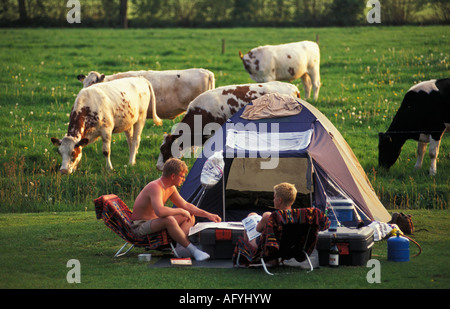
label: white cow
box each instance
[77,68,215,119]
[156,81,301,170]
[239,41,321,101]
[51,77,161,174]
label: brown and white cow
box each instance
[156,81,301,170]
[51,77,161,174]
[239,41,321,101]
[77,68,215,119]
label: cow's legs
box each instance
[414,141,427,170]
[124,127,134,154]
[128,119,145,166]
[301,74,312,99]
[101,130,114,171]
[429,138,442,176]
[309,66,321,101]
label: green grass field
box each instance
[0,26,448,212]
[0,26,449,290]
[0,209,448,289]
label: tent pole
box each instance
[222,177,226,222]
[308,155,314,208]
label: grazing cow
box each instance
[239,41,321,101]
[77,68,215,119]
[156,81,301,170]
[378,78,450,175]
[51,77,161,174]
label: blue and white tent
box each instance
[177,94,390,224]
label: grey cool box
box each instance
[317,226,374,266]
[193,228,244,260]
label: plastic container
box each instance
[328,199,362,227]
[138,254,152,262]
[195,227,244,259]
[317,226,374,266]
[333,206,355,222]
[387,233,410,262]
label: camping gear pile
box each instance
[94,93,421,267]
[181,94,420,267]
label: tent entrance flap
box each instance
[225,157,313,213]
[313,162,372,224]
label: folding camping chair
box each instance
[233,208,329,275]
[94,194,174,258]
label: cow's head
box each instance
[156,133,191,171]
[157,134,177,171]
[51,136,89,174]
[378,132,401,170]
[239,50,254,75]
[77,71,105,88]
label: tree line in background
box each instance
[0,0,449,27]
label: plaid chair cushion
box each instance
[94,194,171,250]
[233,208,329,266]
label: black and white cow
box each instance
[378,78,450,175]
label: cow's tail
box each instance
[147,80,163,126]
[209,72,216,90]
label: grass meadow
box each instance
[0,26,449,290]
[0,26,448,212]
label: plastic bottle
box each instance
[329,233,339,267]
[329,218,338,232]
[326,204,340,231]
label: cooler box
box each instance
[328,199,362,227]
[189,222,244,260]
[333,206,355,221]
[317,226,374,266]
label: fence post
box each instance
[222,39,226,55]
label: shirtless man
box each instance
[131,158,221,261]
